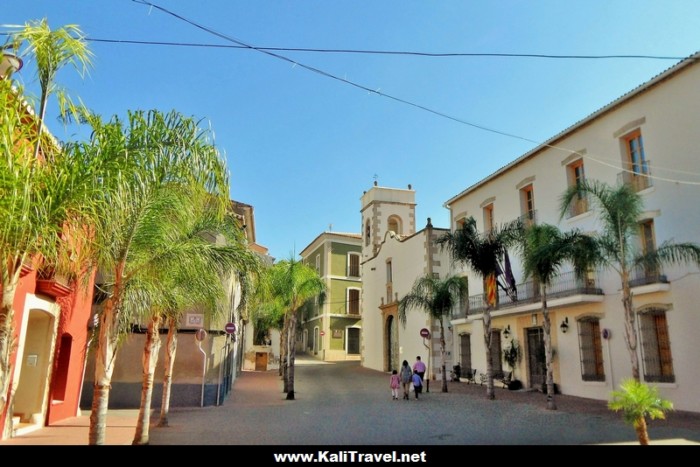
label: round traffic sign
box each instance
[420,328,430,338]
[195,329,207,341]
[225,322,236,334]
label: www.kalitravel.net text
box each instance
[273,450,428,463]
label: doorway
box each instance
[385,315,399,372]
[526,327,545,389]
[14,310,56,428]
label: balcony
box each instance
[20,258,35,277]
[452,270,603,319]
[618,160,653,192]
[566,195,589,218]
[36,268,72,298]
[518,209,538,228]
[386,283,394,305]
[629,266,668,289]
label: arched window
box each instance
[387,216,402,235]
[365,220,371,246]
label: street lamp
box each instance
[0,51,23,79]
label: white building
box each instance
[360,183,456,384]
[444,52,700,412]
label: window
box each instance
[315,254,320,273]
[519,185,536,226]
[365,220,371,246]
[347,252,360,277]
[566,159,588,217]
[640,220,656,258]
[52,334,73,401]
[347,288,360,315]
[490,330,503,378]
[577,317,605,381]
[387,215,402,235]
[635,220,663,284]
[622,130,652,191]
[386,259,393,303]
[459,334,472,374]
[640,308,675,383]
[483,204,494,232]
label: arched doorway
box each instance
[14,308,56,429]
[385,315,399,372]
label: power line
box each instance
[81,37,689,61]
[131,1,700,187]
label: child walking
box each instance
[412,370,423,399]
[389,370,401,400]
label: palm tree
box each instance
[130,199,261,445]
[398,274,468,393]
[436,216,521,400]
[263,257,325,400]
[84,109,231,445]
[560,180,700,381]
[608,378,673,445]
[516,223,599,410]
[11,18,93,159]
[0,78,96,433]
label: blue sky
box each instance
[5,1,700,261]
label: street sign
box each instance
[320,331,325,336]
[224,322,236,334]
[420,328,430,338]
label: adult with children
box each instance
[399,360,413,400]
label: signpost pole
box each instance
[420,328,431,393]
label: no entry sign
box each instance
[420,328,430,338]
[225,322,236,334]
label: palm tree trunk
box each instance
[133,314,162,445]
[31,92,48,161]
[89,295,120,445]
[483,307,495,400]
[439,319,448,393]
[634,417,650,445]
[621,273,640,381]
[541,287,557,410]
[0,273,19,423]
[0,260,23,427]
[280,316,289,389]
[286,312,298,400]
[157,317,178,427]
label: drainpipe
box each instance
[77,314,99,415]
[216,337,229,406]
[195,329,208,407]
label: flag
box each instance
[486,272,497,307]
[504,250,517,298]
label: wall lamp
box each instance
[502,324,511,339]
[560,317,569,334]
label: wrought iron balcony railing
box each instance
[452,270,603,318]
[617,160,653,192]
[629,266,668,288]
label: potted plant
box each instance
[502,339,523,390]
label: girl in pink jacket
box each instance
[390,370,401,400]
